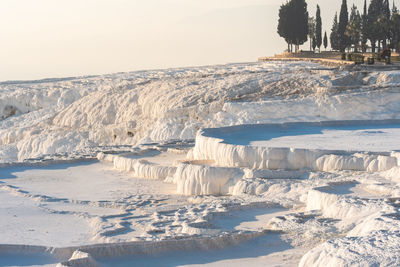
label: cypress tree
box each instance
[367,0,385,53]
[331,13,340,51]
[383,0,391,48]
[316,5,322,50]
[391,2,400,51]
[384,0,391,19]
[338,0,349,52]
[323,31,328,50]
[361,0,368,52]
[346,5,362,52]
[308,17,316,51]
[312,36,317,51]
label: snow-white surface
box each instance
[2,61,400,163]
[0,161,181,246]
[173,163,244,195]
[193,123,399,172]
[299,230,400,267]
[212,121,400,152]
[97,149,181,180]
[2,61,400,266]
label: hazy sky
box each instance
[0,0,375,81]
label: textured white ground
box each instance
[214,122,400,152]
[1,61,400,266]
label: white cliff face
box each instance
[298,230,400,267]
[2,62,400,266]
[172,163,244,196]
[314,153,397,172]
[193,123,399,173]
[97,151,180,180]
[2,62,400,163]
[94,119,400,199]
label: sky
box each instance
[0,0,378,81]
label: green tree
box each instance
[312,36,317,51]
[291,0,309,51]
[367,0,385,53]
[361,0,368,52]
[338,0,349,52]
[316,5,322,50]
[391,3,400,51]
[383,0,391,49]
[323,31,328,50]
[345,5,362,52]
[330,13,340,51]
[308,17,316,51]
[278,2,292,52]
[277,0,309,52]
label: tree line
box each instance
[278,0,400,53]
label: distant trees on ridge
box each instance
[277,0,400,53]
